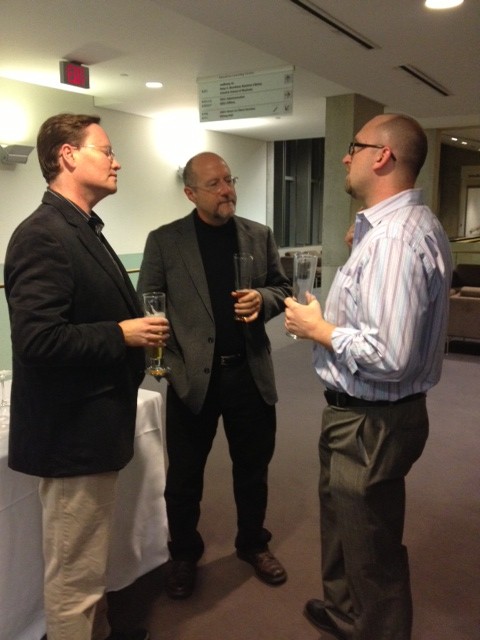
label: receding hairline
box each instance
[183,152,230,186]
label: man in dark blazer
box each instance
[137,152,292,599]
[4,113,168,640]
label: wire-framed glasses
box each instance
[188,176,238,193]
[77,144,116,159]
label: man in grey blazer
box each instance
[138,152,292,598]
[4,113,168,640]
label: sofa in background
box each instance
[447,263,480,348]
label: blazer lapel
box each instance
[43,192,141,317]
[175,214,214,321]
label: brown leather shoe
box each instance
[237,548,287,585]
[165,560,197,599]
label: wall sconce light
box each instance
[0,144,35,164]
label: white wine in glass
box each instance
[142,292,170,379]
[0,369,12,432]
[0,369,12,407]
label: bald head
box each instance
[183,152,228,188]
[370,114,428,179]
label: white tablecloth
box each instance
[0,382,169,640]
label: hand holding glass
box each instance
[287,253,318,339]
[142,292,170,379]
[233,252,254,322]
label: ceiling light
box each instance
[425,0,464,9]
[145,81,163,89]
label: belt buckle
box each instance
[219,353,242,366]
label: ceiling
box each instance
[1,0,479,149]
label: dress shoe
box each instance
[165,559,197,599]
[304,599,347,640]
[237,548,287,585]
[107,631,150,640]
[43,632,149,640]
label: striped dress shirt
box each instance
[313,188,453,401]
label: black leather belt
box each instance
[324,390,425,408]
[218,353,245,366]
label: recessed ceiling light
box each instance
[146,81,163,89]
[425,0,464,9]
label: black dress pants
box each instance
[165,359,276,561]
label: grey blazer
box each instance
[137,211,292,414]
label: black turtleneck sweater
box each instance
[194,213,245,356]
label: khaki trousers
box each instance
[39,472,118,640]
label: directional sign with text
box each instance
[198,66,294,122]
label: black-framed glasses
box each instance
[348,142,396,161]
[77,144,116,159]
[188,176,238,193]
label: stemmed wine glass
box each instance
[0,369,12,432]
[0,369,12,406]
[142,292,170,379]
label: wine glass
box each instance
[142,292,170,379]
[0,369,12,433]
[0,369,12,407]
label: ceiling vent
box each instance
[288,0,379,50]
[398,65,451,96]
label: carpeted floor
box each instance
[109,314,480,639]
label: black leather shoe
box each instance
[304,599,347,640]
[43,630,150,640]
[165,560,197,599]
[237,548,287,585]
[107,631,150,640]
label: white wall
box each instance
[0,77,268,368]
[0,77,267,260]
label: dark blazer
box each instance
[137,211,292,414]
[4,191,145,477]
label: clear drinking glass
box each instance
[142,292,170,379]
[0,369,12,432]
[287,253,318,339]
[0,369,12,407]
[233,252,254,322]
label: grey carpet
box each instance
[109,314,480,639]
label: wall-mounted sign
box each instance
[59,61,90,89]
[198,66,294,122]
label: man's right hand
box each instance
[119,317,170,348]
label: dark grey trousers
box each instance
[319,396,429,640]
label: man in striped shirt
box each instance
[285,113,452,640]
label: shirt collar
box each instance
[47,188,104,235]
[353,188,424,248]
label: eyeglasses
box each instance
[348,142,396,161]
[76,144,116,159]
[188,176,238,193]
